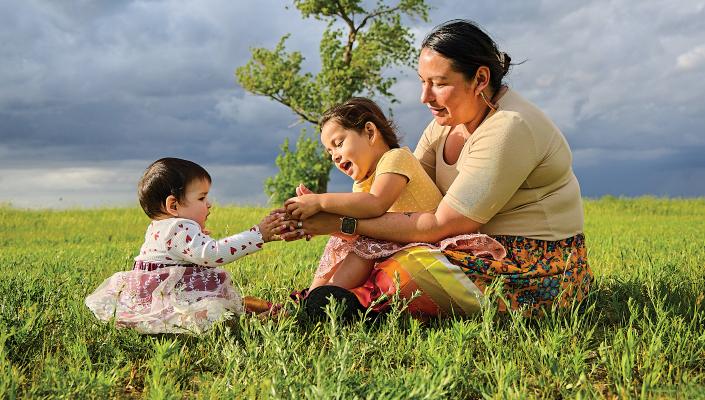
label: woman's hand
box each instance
[301,212,340,236]
[276,213,307,242]
[276,183,321,241]
[277,212,339,241]
[277,184,340,241]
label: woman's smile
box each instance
[428,105,447,116]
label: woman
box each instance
[286,19,592,317]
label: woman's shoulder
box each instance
[495,88,538,112]
[474,110,530,143]
[492,89,559,132]
[476,89,561,144]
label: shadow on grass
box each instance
[590,272,704,328]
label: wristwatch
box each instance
[340,216,358,235]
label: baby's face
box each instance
[177,178,212,230]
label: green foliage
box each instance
[236,34,320,124]
[2,197,705,397]
[264,129,332,204]
[236,0,429,201]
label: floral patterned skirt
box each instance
[85,261,242,334]
[350,234,592,317]
[315,233,507,278]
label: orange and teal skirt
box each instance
[350,234,592,317]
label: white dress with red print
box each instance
[85,218,263,334]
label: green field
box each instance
[1,197,704,399]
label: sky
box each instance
[1,0,704,209]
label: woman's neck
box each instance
[463,85,507,133]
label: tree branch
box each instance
[268,93,318,124]
[357,4,403,31]
[334,0,357,66]
[344,3,405,66]
[333,0,355,31]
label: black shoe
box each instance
[303,286,363,322]
[289,288,310,303]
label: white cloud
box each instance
[0,159,274,209]
[676,44,705,71]
[0,161,143,208]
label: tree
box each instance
[264,129,332,205]
[236,0,429,204]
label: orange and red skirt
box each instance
[350,234,592,317]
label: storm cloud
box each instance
[1,0,704,208]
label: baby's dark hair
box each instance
[319,97,400,149]
[138,157,211,219]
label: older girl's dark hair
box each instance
[138,157,211,219]
[422,19,512,90]
[319,97,400,149]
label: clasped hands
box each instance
[272,183,328,241]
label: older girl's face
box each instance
[320,120,377,183]
[418,48,480,127]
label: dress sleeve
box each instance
[444,113,539,223]
[165,220,264,266]
[413,120,439,182]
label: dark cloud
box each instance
[1,0,704,208]
[576,155,705,198]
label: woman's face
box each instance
[417,48,480,127]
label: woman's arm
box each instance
[284,173,407,219]
[358,200,482,242]
[292,199,482,244]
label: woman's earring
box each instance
[480,91,498,111]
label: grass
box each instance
[1,197,704,398]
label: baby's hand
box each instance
[284,194,321,220]
[257,212,285,243]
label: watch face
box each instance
[341,217,357,234]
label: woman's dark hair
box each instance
[422,19,512,90]
[319,97,400,149]
[137,157,211,219]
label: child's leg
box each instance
[310,263,340,290]
[326,252,375,289]
[309,274,332,291]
